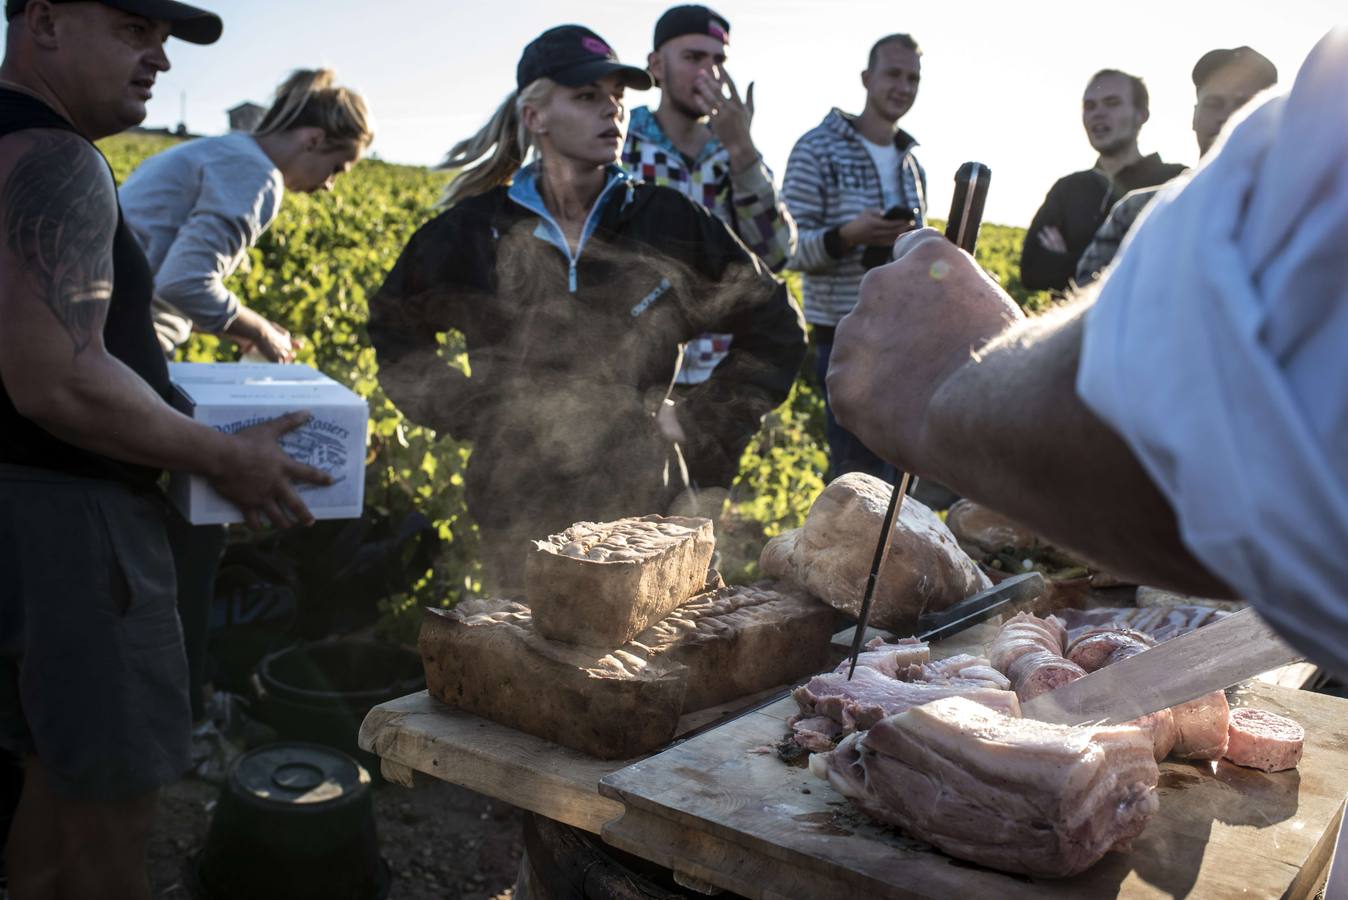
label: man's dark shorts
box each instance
[0,466,190,801]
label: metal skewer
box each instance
[845,162,992,680]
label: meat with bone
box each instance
[794,666,1021,732]
[989,612,1087,702]
[812,696,1160,879]
[1223,707,1304,772]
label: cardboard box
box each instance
[168,362,368,525]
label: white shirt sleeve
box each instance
[1076,27,1348,674]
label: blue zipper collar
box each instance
[508,162,632,293]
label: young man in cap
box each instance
[624,4,796,407]
[1075,47,1278,285]
[782,33,927,483]
[0,2,329,896]
[1020,69,1186,293]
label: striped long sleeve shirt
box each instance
[782,109,927,327]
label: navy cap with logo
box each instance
[653,4,730,51]
[5,0,222,45]
[1192,46,1277,92]
[517,25,653,92]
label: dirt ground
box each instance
[148,773,523,899]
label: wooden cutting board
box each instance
[599,681,1348,899]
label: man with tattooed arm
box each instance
[0,2,330,897]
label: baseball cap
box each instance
[1192,46,1277,92]
[5,0,222,45]
[517,25,652,92]
[654,4,729,51]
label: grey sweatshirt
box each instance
[120,132,285,352]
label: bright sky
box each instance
[92,1,1348,225]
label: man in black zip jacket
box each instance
[1020,69,1186,293]
[0,3,331,897]
[369,166,806,590]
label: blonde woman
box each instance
[122,68,372,362]
[370,25,806,589]
[119,69,371,736]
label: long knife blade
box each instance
[913,572,1046,643]
[1021,607,1303,726]
[846,162,992,680]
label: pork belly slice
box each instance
[988,611,1069,673]
[817,696,1160,879]
[1007,648,1087,701]
[1066,627,1154,672]
[1223,707,1304,772]
[794,666,1020,731]
[831,637,930,678]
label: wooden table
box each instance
[359,637,1346,898]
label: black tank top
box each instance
[0,89,172,489]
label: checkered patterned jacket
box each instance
[623,106,796,272]
[783,109,927,326]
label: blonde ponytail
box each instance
[254,68,373,150]
[438,78,555,209]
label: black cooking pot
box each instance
[254,640,423,774]
[196,742,390,900]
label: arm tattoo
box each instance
[1,132,116,355]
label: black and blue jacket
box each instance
[369,163,806,543]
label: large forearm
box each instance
[921,306,1232,596]
[18,352,233,477]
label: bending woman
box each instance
[370,25,806,589]
[118,69,371,733]
[122,68,372,361]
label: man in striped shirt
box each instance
[783,33,927,482]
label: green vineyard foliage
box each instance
[100,134,1050,638]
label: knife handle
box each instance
[944,162,991,254]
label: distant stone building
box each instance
[228,102,267,133]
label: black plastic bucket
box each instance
[255,640,423,774]
[196,742,389,900]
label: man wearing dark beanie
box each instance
[1076,46,1278,285]
[624,4,797,397]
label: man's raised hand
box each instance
[694,68,756,168]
